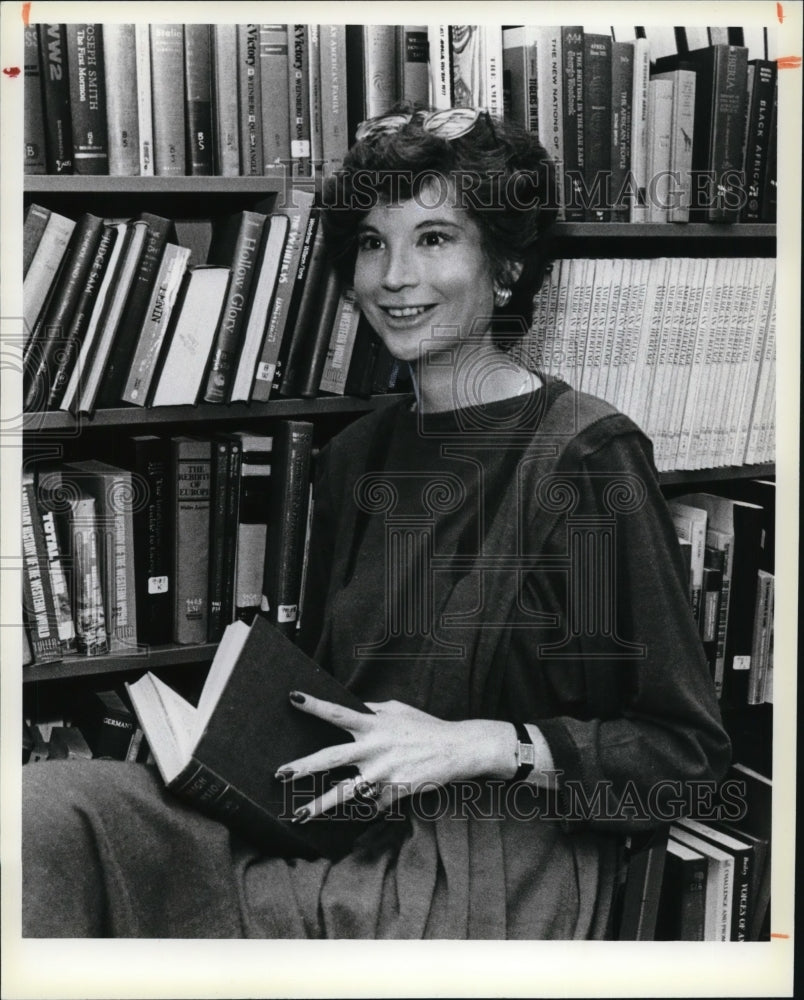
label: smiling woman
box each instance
[22,107,731,941]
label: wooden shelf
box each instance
[658,463,775,486]
[552,222,775,239]
[23,642,218,683]
[23,393,407,432]
[23,175,312,195]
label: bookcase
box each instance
[17,19,780,944]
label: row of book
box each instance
[21,420,316,667]
[524,256,776,471]
[498,25,777,223]
[24,22,778,224]
[667,482,775,708]
[22,193,406,415]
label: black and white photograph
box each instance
[1,1,799,996]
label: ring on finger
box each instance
[352,774,381,804]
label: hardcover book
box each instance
[65,24,109,175]
[103,24,140,176]
[126,614,378,860]
[38,23,74,174]
[170,437,212,645]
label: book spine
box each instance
[747,570,773,705]
[103,24,140,175]
[24,213,104,411]
[297,264,343,398]
[207,438,230,641]
[269,209,318,396]
[150,25,186,176]
[38,24,74,173]
[237,24,263,176]
[646,79,673,224]
[251,191,315,402]
[537,27,564,215]
[428,25,452,109]
[629,36,650,222]
[482,25,504,117]
[363,25,397,117]
[39,505,77,652]
[561,27,584,221]
[68,496,109,656]
[47,222,116,409]
[741,61,777,222]
[21,476,62,663]
[212,24,240,176]
[105,471,138,651]
[319,288,362,395]
[709,45,750,222]
[398,26,429,107]
[134,24,154,176]
[203,212,267,403]
[259,25,292,173]
[610,40,633,221]
[221,440,242,627]
[23,204,51,278]
[65,24,108,174]
[96,213,173,409]
[171,439,212,645]
[184,24,214,176]
[450,25,481,109]
[288,24,312,176]
[24,25,47,174]
[318,25,349,177]
[263,421,314,635]
[22,210,75,340]
[582,34,612,222]
[235,464,270,623]
[128,437,172,646]
[121,244,191,405]
[759,84,777,222]
[307,25,323,177]
[501,29,528,126]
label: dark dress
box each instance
[22,377,731,938]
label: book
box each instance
[229,214,290,403]
[346,25,397,141]
[38,497,77,653]
[501,28,534,129]
[296,263,344,399]
[77,219,151,416]
[609,39,634,222]
[103,24,140,176]
[262,420,314,636]
[451,25,483,109]
[237,24,263,176]
[629,36,651,222]
[397,26,429,108]
[45,222,116,410]
[653,44,749,223]
[259,24,292,173]
[645,78,673,224]
[39,471,108,656]
[119,435,172,647]
[428,25,452,110]
[170,437,212,645]
[150,25,186,176]
[96,211,175,409]
[655,838,707,940]
[759,83,777,223]
[77,689,139,760]
[560,26,585,221]
[651,67,697,222]
[23,212,105,412]
[21,472,62,664]
[38,23,74,174]
[669,826,734,941]
[319,287,363,396]
[676,817,755,941]
[134,24,154,175]
[700,545,725,680]
[121,242,191,406]
[58,221,129,414]
[278,214,332,397]
[150,266,231,407]
[211,24,240,176]
[741,60,777,222]
[319,24,349,176]
[481,25,504,117]
[582,32,611,221]
[202,210,269,403]
[747,569,774,705]
[47,726,93,761]
[726,762,772,940]
[230,432,272,624]
[65,24,108,174]
[23,203,51,278]
[615,829,668,940]
[126,614,377,860]
[22,208,76,346]
[24,24,47,174]
[287,24,312,176]
[184,24,214,176]
[668,501,707,624]
[306,24,323,178]
[207,436,233,642]
[251,188,316,402]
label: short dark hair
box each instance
[320,108,559,341]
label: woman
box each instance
[23,108,730,939]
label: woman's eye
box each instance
[357,234,383,251]
[420,231,450,247]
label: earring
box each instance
[493,284,512,308]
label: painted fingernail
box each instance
[292,807,310,824]
[275,769,294,782]
[289,691,305,705]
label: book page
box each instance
[194,618,250,735]
[126,673,196,782]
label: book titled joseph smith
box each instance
[127,615,379,860]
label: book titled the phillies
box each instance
[126,614,379,860]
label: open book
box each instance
[126,615,377,860]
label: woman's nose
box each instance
[381,246,418,290]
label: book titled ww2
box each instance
[126,615,380,860]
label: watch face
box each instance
[518,743,537,767]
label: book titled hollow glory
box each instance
[126,615,379,860]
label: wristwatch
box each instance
[513,722,536,782]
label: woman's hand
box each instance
[275,692,520,822]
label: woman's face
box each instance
[353,184,495,364]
